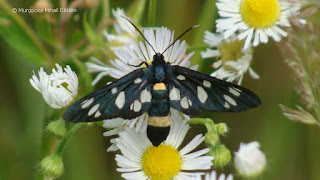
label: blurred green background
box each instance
[1,0,320,180]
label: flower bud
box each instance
[47,119,67,138]
[204,132,219,147]
[208,145,231,168]
[234,141,266,178]
[40,154,64,179]
[30,64,79,109]
[215,123,228,136]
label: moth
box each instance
[63,18,261,146]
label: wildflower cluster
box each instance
[202,0,302,85]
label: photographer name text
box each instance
[12,8,77,13]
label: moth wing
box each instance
[63,68,153,122]
[168,65,261,115]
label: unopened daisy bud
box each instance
[40,153,64,179]
[204,132,219,147]
[30,64,78,109]
[208,145,231,168]
[215,123,228,136]
[47,119,67,138]
[234,141,266,178]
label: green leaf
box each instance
[34,18,56,47]
[83,13,104,47]
[0,14,49,65]
[127,0,147,22]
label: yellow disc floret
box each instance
[240,0,281,28]
[142,145,181,180]
[220,39,245,71]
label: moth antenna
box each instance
[162,25,200,54]
[120,15,157,54]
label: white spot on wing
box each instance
[134,78,142,84]
[169,87,180,101]
[224,102,231,109]
[141,88,151,103]
[81,98,94,109]
[94,110,101,118]
[115,91,125,109]
[88,103,100,116]
[229,87,241,96]
[107,82,112,85]
[188,98,192,106]
[133,100,142,112]
[234,88,242,93]
[111,87,117,94]
[197,86,208,103]
[203,80,211,88]
[177,75,186,80]
[130,103,134,110]
[223,95,237,106]
[180,97,189,109]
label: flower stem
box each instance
[191,0,217,71]
[188,44,209,52]
[148,0,157,27]
[56,123,84,156]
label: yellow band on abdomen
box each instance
[148,115,171,127]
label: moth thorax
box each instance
[147,115,171,146]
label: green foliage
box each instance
[0,15,49,65]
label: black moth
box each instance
[63,18,261,146]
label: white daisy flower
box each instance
[108,26,197,79]
[216,0,301,49]
[86,26,197,85]
[195,170,233,180]
[234,141,267,178]
[115,115,213,180]
[30,64,78,109]
[103,108,190,152]
[104,8,138,49]
[201,31,259,85]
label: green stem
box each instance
[188,44,209,52]
[191,0,217,71]
[0,0,51,63]
[148,0,157,27]
[56,123,83,156]
[188,118,216,132]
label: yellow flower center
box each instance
[240,0,281,28]
[220,39,245,71]
[142,144,181,180]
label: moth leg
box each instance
[127,61,149,68]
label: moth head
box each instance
[153,53,165,65]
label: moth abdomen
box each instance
[147,115,171,146]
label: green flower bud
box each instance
[215,123,228,136]
[47,119,67,138]
[40,154,64,179]
[208,145,231,168]
[204,132,219,147]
